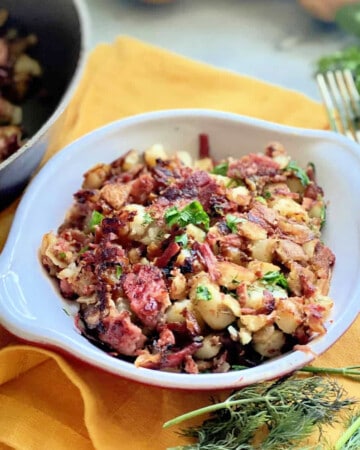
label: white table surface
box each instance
[85,0,355,101]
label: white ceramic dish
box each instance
[0,109,359,390]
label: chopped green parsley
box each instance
[89,210,104,231]
[212,161,229,176]
[175,233,188,247]
[164,200,210,231]
[115,265,123,279]
[262,271,289,290]
[286,161,310,186]
[143,212,153,225]
[225,214,245,233]
[196,285,212,301]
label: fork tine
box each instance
[343,69,360,116]
[343,69,360,142]
[316,72,339,133]
[316,70,360,143]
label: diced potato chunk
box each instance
[122,204,148,239]
[287,262,316,296]
[273,153,290,169]
[194,157,213,171]
[122,149,140,171]
[190,273,238,330]
[304,298,332,334]
[238,221,267,240]
[302,239,318,258]
[275,299,302,334]
[41,232,69,269]
[313,296,333,318]
[14,53,42,76]
[250,239,276,262]
[286,176,305,194]
[239,327,252,345]
[222,294,242,317]
[243,284,265,310]
[239,314,269,332]
[252,325,285,357]
[176,150,193,167]
[144,144,167,167]
[139,224,165,246]
[82,163,111,189]
[58,262,80,280]
[270,198,308,222]
[169,269,187,300]
[185,224,206,243]
[195,334,222,359]
[247,260,280,277]
[226,185,251,206]
[165,299,193,323]
[243,281,287,310]
[216,261,256,289]
[275,239,308,264]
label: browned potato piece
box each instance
[82,163,111,189]
[216,261,256,289]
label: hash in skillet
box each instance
[0,9,42,163]
[40,139,335,374]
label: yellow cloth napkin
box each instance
[0,36,358,450]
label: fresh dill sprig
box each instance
[335,409,360,450]
[164,377,355,450]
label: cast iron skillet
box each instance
[0,0,90,209]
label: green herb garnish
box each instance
[143,212,153,225]
[299,365,360,380]
[115,265,122,279]
[212,161,229,176]
[231,364,248,371]
[264,190,272,199]
[225,214,244,233]
[320,204,327,229]
[79,245,89,255]
[58,252,67,260]
[175,233,188,247]
[196,285,212,301]
[255,195,266,204]
[336,4,360,38]
[163,377,354,449]
[89,210,104,231]
[164,200,210,231]
[316,45,360,93]
[286,161,310,186]
[336,411,360,450]
[262,271,289,290]
[226,178,240,188]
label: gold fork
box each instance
[316,68,360,143]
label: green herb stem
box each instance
[163,396,275,429]
[335,414,360,450]
[300,366,360,379]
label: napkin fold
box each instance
[0,36,358,450]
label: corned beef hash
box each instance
[40,138,335,374]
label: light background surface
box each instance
[85,0,355,100]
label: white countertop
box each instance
[85,0,355,101]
